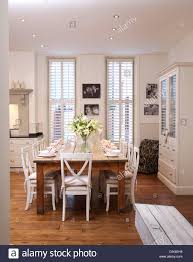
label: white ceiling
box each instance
[9,0,193,55]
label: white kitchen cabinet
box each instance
[10,136,42,169]
[158,63,193,195]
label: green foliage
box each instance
[71,114,101,139]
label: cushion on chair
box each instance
[29,172,56,181]
[106,178,132,185]
[64,175,89,187]
[104,161,134,181]
[124,161,134,178]
[29,172,37,180]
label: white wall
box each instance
[168,30,193,64]
[76,55,106,135]
[12,52,167,144]
[36,55,48,139]
[135,54,168,143]
[9,51,37,133]
[0,0,9,244]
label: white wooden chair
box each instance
[32,138,46,159]
[32,138,60,202]
[102,142,133,197]
[127,143,134,162]
[60,152,93,222]
[119,138,128,157]
[21,146,56,211]
[105,146,139,212]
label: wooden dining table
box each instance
[34,147,128,215]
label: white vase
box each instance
[15,81,20,89]
[11,80,15,89]
[20,81,25,89]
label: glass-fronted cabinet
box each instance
[169,75,177,138]
[158,63,193,193]
[161,79,167,135]
[160,73,177,142]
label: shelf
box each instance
[9,89,33,95]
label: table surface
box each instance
[34,146,128,163]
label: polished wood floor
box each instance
[10,172,193,245]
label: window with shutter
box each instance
[107,59,134,143]
[49,59,75,142]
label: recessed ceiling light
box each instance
[40,44,45,48]
[112,28,117,31]
[109,37,113,40]
[18,17,25,22]
[113,15,119,19]
[32,34,37,38]
[179,22,185,28]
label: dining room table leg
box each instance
[37,163,45,215]
[118,162,126,212]
[91,168,100,209]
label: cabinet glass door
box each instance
[161,79,167,135]
[169,75,176,138]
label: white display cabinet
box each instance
[158,63,193,195]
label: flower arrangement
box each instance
[71,114,100,142]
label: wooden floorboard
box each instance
[10,172,193,245]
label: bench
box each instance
[135,204,193,245]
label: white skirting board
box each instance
[158,172,193,195]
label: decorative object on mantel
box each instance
[10,80,26,89]
[144,83,159,116]
[11,80,15,89]
[82,84,101,98]
[15,81,21,89]
[20,81,26,89]
[71,114,102,151]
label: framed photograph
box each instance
[84,104,99,116]
[144,104,159,115]
[146,84,158,99]
[82,84,101,98]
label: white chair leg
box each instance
[106,184,110,212]
[62,191,66,221]
[25,185,31,211]
[86,193,90,221]
[51,184,56,211]
[89,188,91,210]
[30,187,34,204]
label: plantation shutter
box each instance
[107,59,134,143]
[49,59,75,142]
